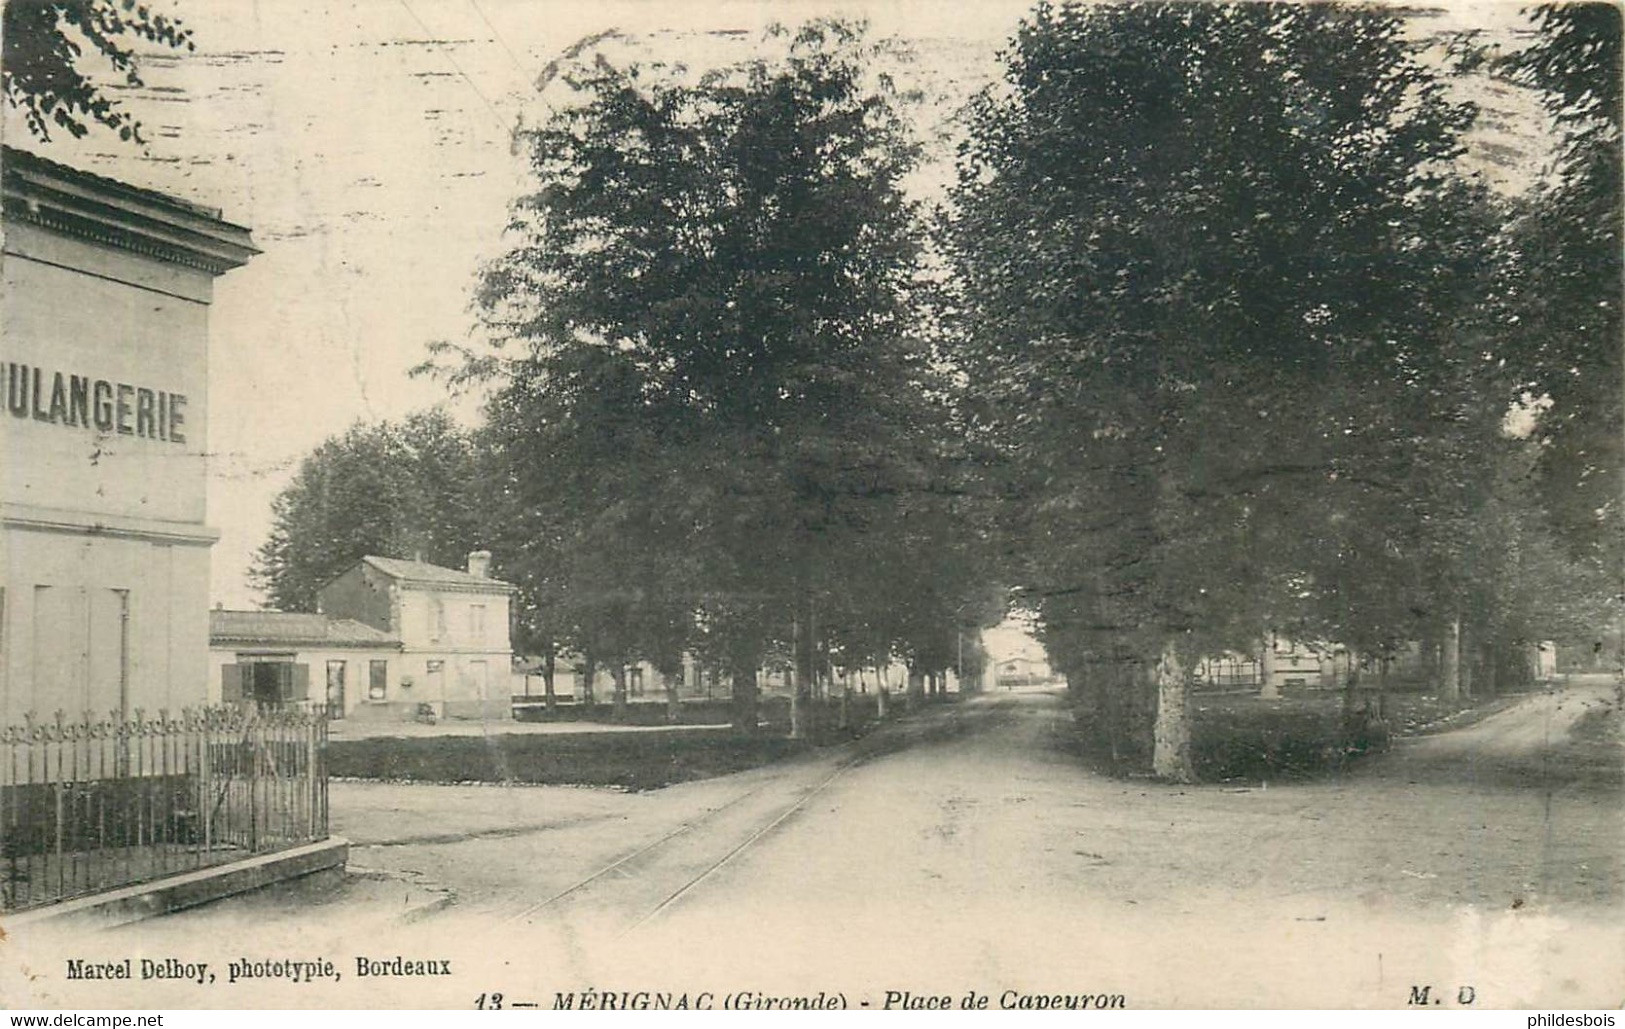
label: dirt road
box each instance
[1380,674,1622,779]
[14,685,1620,1009]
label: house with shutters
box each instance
[316,551,517,721]
[209,609,400,717]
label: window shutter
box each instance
[289,663,311,701]
[221,664,244,705]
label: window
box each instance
[429,598,446,642]
[470,604,486,641]
[33,584,70,704]
[369,660,388,700]
[87,588,130,718]
[326,660,347,718]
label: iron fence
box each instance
[0,706,328,912]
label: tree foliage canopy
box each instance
[948,1,1488,661]
[252,411,484,612]
[940,1,1617,771]
[3,0,193,143]
[1496,3,1623,563]
[251,4,1616,763]
[448,20,994,724]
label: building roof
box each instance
[2,145,258,274]
[361,555,515,592]
[210,610,399,649]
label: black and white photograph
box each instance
[0,0,1619,1011]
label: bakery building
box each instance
[0,146,257,724]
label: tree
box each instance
[3,0,194,144]
[1384,4,1625,694]
[463,21,971,734]
[252,410,484,611]
[946,2,1487,779]
[1497,5,1622,570]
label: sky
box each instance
[2,0,1549,627]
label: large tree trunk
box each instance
[1525,643,1546,687]
[1479,641,1500,696]
[817,639,831,705]
[1151,643,1194,783]
[1341,646,1361,721]
[875,669,889,718]
[1103,657,1131,771]
[1440,615,1461,701]
[731,653,759,733]
[580,655,597,709]
[1460,622,1475,699]
[1071,663,1102,752]
[682,653,701,700]
[611,663,628,721]
[1259,632,1280,700]
[907,664,925,710]
[790,610,814,740]
[1377,650,1390,723]
[663,668,680,724]
[1419,628,1440,688]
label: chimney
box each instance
[467,550,492,578]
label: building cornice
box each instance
[397,580,517,596]
[2,147,258,276]
[2,502,219,547]
[213,638,403,651]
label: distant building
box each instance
[318,552,516,720]
[519,656,663,702]
[1270,637,1325,688]
[995,655,1053,688]
[1198,638,1436,693]
[209,609,400,717]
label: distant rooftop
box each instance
[211,610,399,648]
[362,555,514,591]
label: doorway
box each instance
[234,655,308,709]
[249,662,288,707]
[326,660,347,718]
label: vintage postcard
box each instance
[0,0,1620,1012]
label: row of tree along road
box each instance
[253,5,1621,782]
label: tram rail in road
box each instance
[491,693,1024,938]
